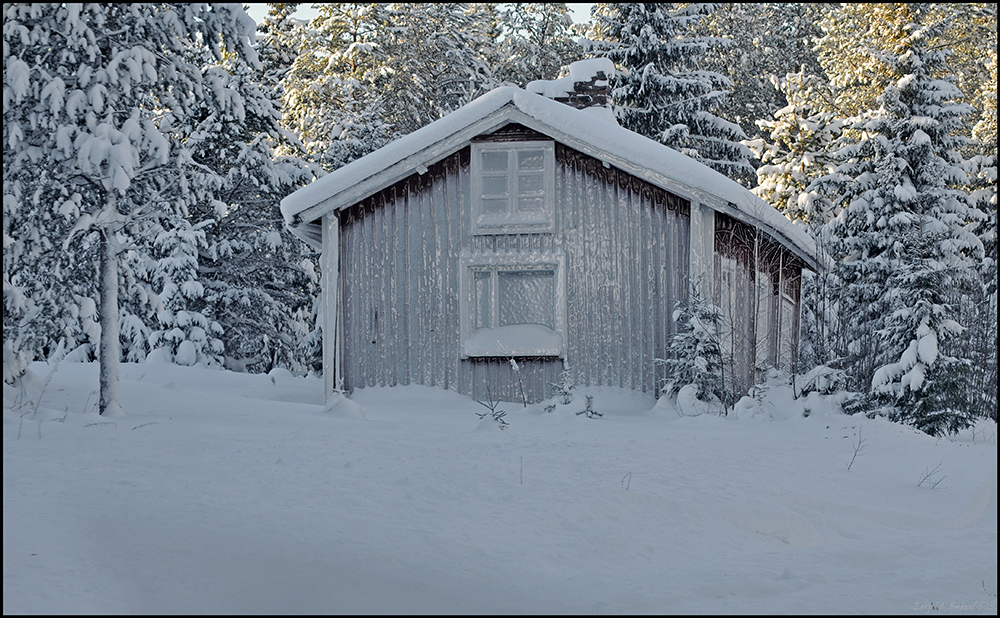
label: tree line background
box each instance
[3,3,995,433]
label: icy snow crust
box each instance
[280,87,820,268]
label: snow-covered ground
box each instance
[3,361,996,615]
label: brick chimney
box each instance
[526,58,616,111]
[525,58,617,123]
[557,70,610,110]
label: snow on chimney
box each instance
[526,58,617,123]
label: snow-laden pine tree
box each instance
[381,3,497,136]
[142,222,224,366]
[2,4,260,414]
[815,3,995,139]
[815,5,987,435]
[691,3,826,143]
[491,3,582,86]
[746,70,843,372]
[282,3,497,171]
[280,3,394,169]
[655,282,728,410]
[815,3,920,121]
[256,3,304,84]
[747,71,843,226]
[586,3,755,186]
[172,31,321,375]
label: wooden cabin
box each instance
[280,59,821,404]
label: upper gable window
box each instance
[471,141,555,235]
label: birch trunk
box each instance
[99,227,122,417]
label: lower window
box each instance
[459,250,566,358]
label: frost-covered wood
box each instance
[337,143,690,403]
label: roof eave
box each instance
[285,103,524,227]
[288,218,323,251]
[282,93,825,270]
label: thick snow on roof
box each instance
[525,75,575,99]
[281,86,820,268]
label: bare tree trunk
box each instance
[99,227,121,416]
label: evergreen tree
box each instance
[815,3,916,120]
[815,5,986,435]
[586,3,755,185]
[871,234,976,436]
[282,3,497,171]
[693,3,826,143]
[177,32,321,374]
[3,3,261,413]
[257,3,303,82]
[815,3,995,146]
[656,282,728,408]
[142,221,224,366]
[381,3,497,135]
[280,3,394,169]
[928,3,996,159]
[747,70,842,225]
[491,3,583,85]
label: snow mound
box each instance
[322,391,366,419]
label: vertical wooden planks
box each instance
[337,143,693,401]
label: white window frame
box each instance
[459,249,567,358]
[470,140,556,235]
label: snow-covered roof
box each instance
[280,86,821,270]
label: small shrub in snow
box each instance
[509,358,527,408]
[846,426,866,471]
[576,394,602,418]
[548,366,575,405]
[916,463,945,489]
[476,385,509,430]
[797,362,851,396]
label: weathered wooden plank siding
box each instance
[339,138,690,403]
[713,213,804,396]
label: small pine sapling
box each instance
[655,284,727,408]
[548,366,575,405]
[576,394,602,418]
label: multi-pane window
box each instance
[459,251,566,358]
[473,267,556,330]
[471,141,555,234]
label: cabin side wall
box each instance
[337,139,690,403]
[713,212,803,396]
